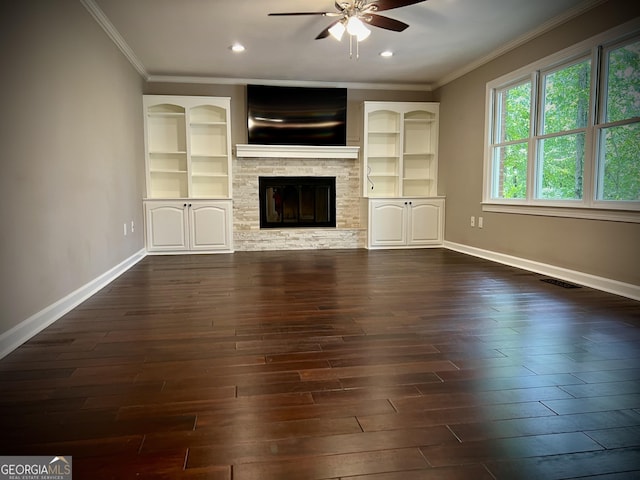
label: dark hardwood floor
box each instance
[2,248,640,479]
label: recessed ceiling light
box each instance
[380,50,394,58]
[230,44,245,53]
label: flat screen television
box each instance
[247,84,347,146]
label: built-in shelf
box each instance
[362,102,439,198]
[235,144,359,159]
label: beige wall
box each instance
[435,0,640,286]
[0,1,145,336]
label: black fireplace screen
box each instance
[259,176,336,228]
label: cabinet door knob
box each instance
[409,201,413,205]
[189,203,192,207]
[404,201,408,205]
[183,203,187,207]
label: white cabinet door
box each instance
[367,198,444,249]
[145,202,189,251]
[145,200,233,253]
[369,200,407,247]
[189,202,231,251]
[407,200,444,245]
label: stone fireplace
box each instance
[234,145,365,251]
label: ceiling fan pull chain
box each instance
[347,34,361,60]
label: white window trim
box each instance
[483,18,640,224]
[482,202,640,223]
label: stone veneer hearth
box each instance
[233,152,365,251]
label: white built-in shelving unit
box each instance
[361,101,444,249]
[143,95,233,253]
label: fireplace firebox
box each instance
[259,176,336,228]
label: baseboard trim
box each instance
[0,249,147,360]
[444,241,640,302]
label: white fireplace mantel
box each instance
[235,144,359,159]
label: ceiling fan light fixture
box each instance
[380,50,394,57]
[328,21,346,41]
[356,25,371,42]
[230,43,245,53]
[346,16,370,41]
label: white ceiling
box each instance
[88,0,603,90]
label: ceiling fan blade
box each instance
[366,14,409,32]
[268,12,333,16]
[368,0,427,12]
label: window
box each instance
[597,39,640,202]
[491,81,531,200]
[538,58,590,201]
[484,24,640,221]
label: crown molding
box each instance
[432,0,608,89]
[81,0,149,79]
[146,75,432,91]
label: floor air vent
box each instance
[540,278,581,289]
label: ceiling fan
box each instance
[268,0,427,41]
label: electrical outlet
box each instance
[478,216,484,229]
[123,223,127,236]
[470,216,475,227]
[131,221,135,233]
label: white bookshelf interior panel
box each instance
[191,176,228,198]
[369,176,398,197]
[190,124,227,156]
[368,110,400,132]
[148,113,186,153]
[191,156,228,176]
[149,171,188,198]
[149,152,187,173]
[367,133,399,157]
